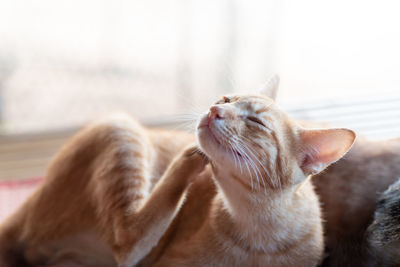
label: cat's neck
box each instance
[212,164,295,214]
[210,164,310,253]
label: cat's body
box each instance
[0,93,355,267]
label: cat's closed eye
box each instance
[246,116,266,128]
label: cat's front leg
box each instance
[117,145,208,267]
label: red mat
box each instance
[0,177,43,222]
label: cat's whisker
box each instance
[229,140,255,191]
[217,126,255,190]
[171,113,203,123]
[233,144,248,188]
[225,138,240,172]
[219,127,254,189]
[236,139,269,193]
[229,146,240,174]
[227,133,266,192]
[225,144,250,189]
[234,135,276,192]
[214,121,276,193]
[222,127,263,192]
[236,141,263,190]
[167,111,205,132]
[230,141,254,190]
[236,136,270,175]
[170,122,196,133]
[230,140,259,192]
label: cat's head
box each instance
[195,91,355,191]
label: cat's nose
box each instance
[209,105,225,120]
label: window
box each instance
[0,0,400,183]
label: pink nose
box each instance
[209,105,224,120]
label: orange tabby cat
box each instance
[0,93,355,266]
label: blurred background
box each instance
[1,0,400,219]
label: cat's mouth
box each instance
[196,115,243,158]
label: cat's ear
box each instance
[298,128,356,175]
[258,74,280,100]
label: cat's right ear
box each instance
[258,74,280,100]
[297,128,356,176]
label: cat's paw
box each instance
[182,145,208,161]
[180,144,209,175]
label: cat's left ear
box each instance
[258,74,280,100]
[298,128,356,175]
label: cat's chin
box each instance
[196,117,241,167]
[196,123,221,159]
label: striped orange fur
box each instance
[0,93,355,267]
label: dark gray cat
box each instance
[367,177,400,266]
